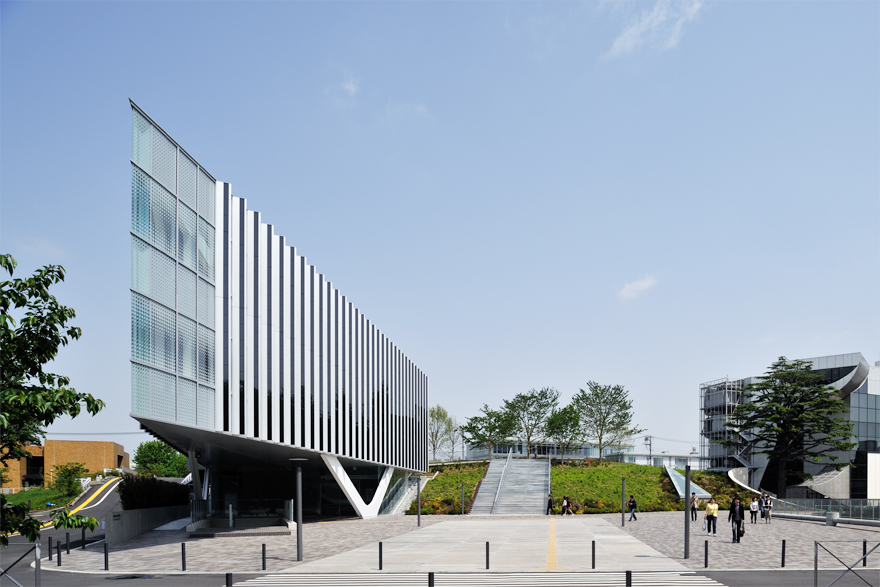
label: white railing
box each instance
[491,448,513,514]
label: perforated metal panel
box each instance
[177,378,198,426]
[151,130,177,194]
[197,324,215,384]
[150,301,176,373]
[197,218,215,281]
[132,165,150,239]
[177,202,197,270]
[177,265,197,319]
[150,180,176,257]
[131,236,150,294]
[131,363,151,416]
[177,315,197,380]
[198,385,215,429]
[198,278,214,326]
[132,110,151,173]
[150,248,176,309]
[198,170,214,225]
[177,152,197,211]
[150,368,176,421]
[131,292,150,364]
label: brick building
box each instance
[2,440,129,490]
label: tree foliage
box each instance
[461,404,517,456]
[545,404,583,462]
[51,462,89,497]
[0,254,103,546]
[574,381,639,461]
[133,440,188,477]
[503,387,559,459]
[718,357,856,498]
[428,405,453,462]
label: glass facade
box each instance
[130,105,216,430]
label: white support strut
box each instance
[320,455,394,519]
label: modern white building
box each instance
[129,101,428,519]
[700,353,880,499]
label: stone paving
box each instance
[598,511,880,571]
[47,517,442,573]
[39,512,880,576]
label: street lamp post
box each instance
[289,458,308,562]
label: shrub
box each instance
[51,463,88,497]
[405,462,488,515]
[117,474,190,510]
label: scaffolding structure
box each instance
[699,377,751,472]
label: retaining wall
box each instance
[106,504,190,546]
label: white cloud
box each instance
[341,72,360,97]
[605,0,701,59]
[618,275,658,300]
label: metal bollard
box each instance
[592,540,596,569]
[864,540,867,567]
[82,528,86,550]
[56,542,61,567]
[486,541,489,570]
[262,543,266,571]
[226,573,233,587]
[626,570,632,587]
[104,543,109,571]
[181,542,186,571]
[428,571,435,587]
[379,542,383,570]
[704,540,708,568]
[66,531,70,554]
[781,540,786,567]
[35,543,41,587]
[48,537,53,561]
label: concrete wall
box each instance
[868,453,880,499]
[106,504,190,546]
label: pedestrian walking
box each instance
[704,497,719,536]
[750,497,759,524]
[759,493,766,520]
[728,496,745,543]
[690,492,699,522]
[546,494,553,515]
[627,495,638,521]
[764,495,772,523]
[561,496,568,515]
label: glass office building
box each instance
[130,101,428,518]
[700,353,880,499]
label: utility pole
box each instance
[644,435,653,465]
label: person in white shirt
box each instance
[749,497,759,524]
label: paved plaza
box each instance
[599,511,880,572]
[33,513,879,586]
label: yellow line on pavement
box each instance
[535,517,568,571]
[39,477,122,529]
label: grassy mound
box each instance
[550,460,740,514]
[4,487,77,511]
[406,462,489,515]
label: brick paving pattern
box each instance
[598,511,880,571]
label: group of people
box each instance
[693,491,773,544]
[546,494,576,515]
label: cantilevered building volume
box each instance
[129,101,428,519]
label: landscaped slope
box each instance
[406,462,489,515]
[549,461,740,514]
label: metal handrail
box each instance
[546,457,551,499]
[491,448,513,514]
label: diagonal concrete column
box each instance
[320,455,394,519]
[187,450,202,499]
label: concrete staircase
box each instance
[469,457,549,516]
[468,459,505,515]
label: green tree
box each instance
[428,405,453,462]
[718,357,856,498]
[0,254,104,546]
[503,387,559,458]
[461,404,517,457]
[133,440,189,477]
[545,404,583,463]
[574,381,639,462]
[51,462,89,497]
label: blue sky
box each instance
[2,1,878,457]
